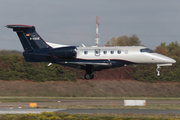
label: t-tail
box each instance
[6,24,51,51]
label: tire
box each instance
[84,74,91,80]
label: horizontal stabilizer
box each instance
[6,24,33,32]
[6,24,33,28]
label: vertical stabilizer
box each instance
[6,24,51,51]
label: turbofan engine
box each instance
[47,46,77,59]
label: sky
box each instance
[0,0,180,51]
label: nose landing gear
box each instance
[156,65,161,76]
[156,64,173,76]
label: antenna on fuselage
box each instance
[82,44,86,47]
[95,16,100,47]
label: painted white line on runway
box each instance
[0,109,65,114]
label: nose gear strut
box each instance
[156,65,161,76]
[156,64,173,77]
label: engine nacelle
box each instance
[47,46,77,59]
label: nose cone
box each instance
[162,56,176,64]
[153,53,176,64]
[168,58,176,64]
[161,55,176,64]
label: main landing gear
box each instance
[84,65,94,80]
[84,73,94,80]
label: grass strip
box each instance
[0,112,180,120]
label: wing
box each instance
[66,61,112,66]
[58,61,112,71]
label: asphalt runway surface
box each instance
[0,109,180,114]
[1,100,180,108]
[0,99,180,114]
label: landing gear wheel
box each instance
[84,74,91,80]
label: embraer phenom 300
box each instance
[6,24,176,80]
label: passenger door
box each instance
[95,49,100,56]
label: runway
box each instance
[1,100,180,108]
[61,109,180,114]
[0,108,180,114]
[0,99,180,114]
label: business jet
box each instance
[6,24,176,80]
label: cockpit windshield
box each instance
[140,48,155,53]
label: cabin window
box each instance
[140,48,155,53]
[110,51,114,54]
[117,50,121,54]
[84,51,88,55]
[103,51,107,54]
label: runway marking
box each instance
[0,109,65,114]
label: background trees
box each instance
[103,35,180,82]
[0,51,76,82]
[105,34,142,46]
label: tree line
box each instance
[103,35,180,82]
[0,50,77,82]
